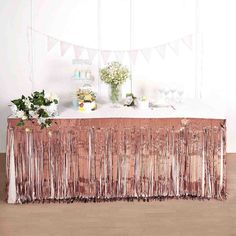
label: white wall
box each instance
[0,0,236,152]
[0,1,32,152]
[200,0,236,152]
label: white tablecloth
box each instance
[56,99,226,120]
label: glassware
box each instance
[177,89,184,103]
[109,84,122,107]
[158,88,164,98]
[170,88,177,104]
[164,88,170,104]
[72,94,78,109]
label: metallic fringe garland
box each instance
[6,118,227,203]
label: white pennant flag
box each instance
[73,45,84,59]
[60,41,71,56]
[168,40,179,56]
[129,50,139,64]
[87,48,98,62]
[47,36,58,52]
[141,48,152,63]
[101,50,111,64]
[182,35,193,50]
[114,51,125,62]
[155,44,166,59]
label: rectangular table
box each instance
[6,112,227,203]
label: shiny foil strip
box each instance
[6,118,227,203]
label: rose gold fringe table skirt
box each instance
[6,118,226,203]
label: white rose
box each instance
[24,98,31,109]
[46,103,58,116]
[22,115,28,120]
[29,110,38,119]
[16,110,26,119]
[45,92,59,102]
[37,117,46,125]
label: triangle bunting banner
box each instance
[155,44,167,59]
[60,41,71,56]
[101,50,111,64]
[182,35,193,50]
[114,51,125,63]
[47,36,58,52]
[32,29,193,63]
[87,48,98,62]
[141,48,152,62]
[73,45,84,59]
[168,40,180,56]
[129,50,139,64]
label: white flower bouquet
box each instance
[76,88,97,112]
[11,90,59,128]
[100,61,129,103]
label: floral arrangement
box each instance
[77,88,96,103]
[76,88,96,112]
[124,93,137,107]
[99,61,129,103]
[11,90,59,128]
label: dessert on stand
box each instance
[71,59,97,112]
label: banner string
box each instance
[29,26,193,64]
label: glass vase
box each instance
[109,84,122,107]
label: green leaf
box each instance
[45,119,52,125]
[11,90,57,129]
[44,100,52,106]
[11,99,21,106]
[17,120,24,127]
[38,109,49,118]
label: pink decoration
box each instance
[101,50,111,64]
[114,51,125,62]
[60,41,71,56]
[129,50,139,64]
[6,118,227,204]
[168,40,180,56]
[87,48,98,62]
[73,45,84,59]
[182,35,193,50]
[47,36,58,52]
[141,48,152,63]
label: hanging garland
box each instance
[30,28,193,65]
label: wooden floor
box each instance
[0,154,236,236]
